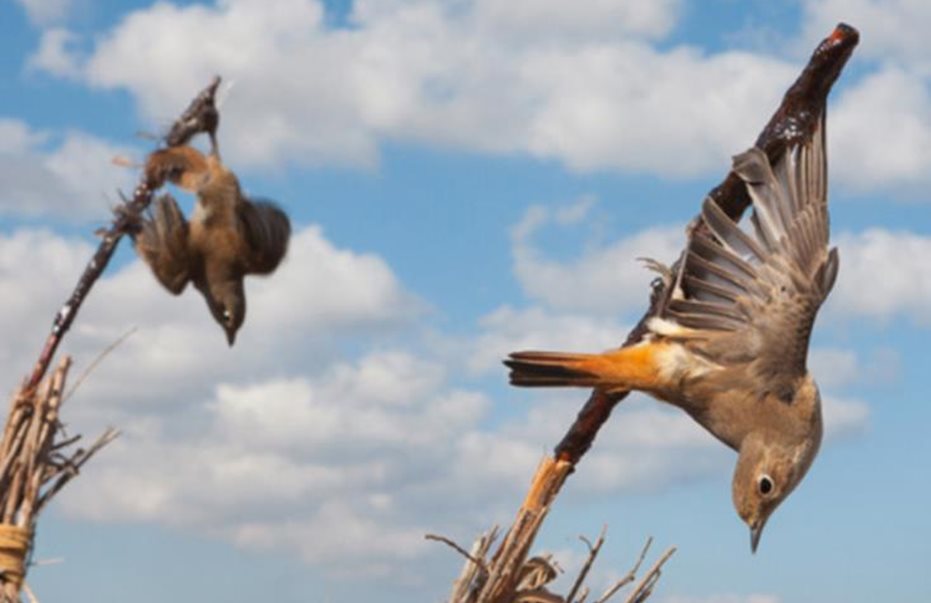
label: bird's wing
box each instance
[663,117,838,397]
[237,198,291,275]
[134,193,192,294]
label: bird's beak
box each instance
[749,521,765,554]
[225,328,236,347]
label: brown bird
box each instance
[505,117,838,552]
[134,145,291,346]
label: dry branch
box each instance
[0,77,223,602]
[0,358,119,602]
[440,24,859,603]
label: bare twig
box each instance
[592,537,654,603]
[19,583,38,603]
[565,527,606,603]
[620,547,676,603]
[62,327,138,402]
[426,534,489,570]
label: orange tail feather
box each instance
[504,344,664,392]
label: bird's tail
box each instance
[504,344,663,391]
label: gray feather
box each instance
[659,115,837,384]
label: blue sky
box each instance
[1,1,930,602]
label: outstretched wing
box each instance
[134,193,192,294]
[238,198,291,275]
[662,117,838,397]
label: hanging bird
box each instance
[134,144,291,346]
[505,117,838,552]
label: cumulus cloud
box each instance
[0,215,872,581]
[822,395,870,439]
[20,0,931,193]
[463,305,630,375]
[831,68,931,193]
[808,346,901,389]
[470,0,682,42]
[13,0,72,26]
[0,118,135,220]
[801,0,931,71]
[511,199,684,315]
[0,229,93,382]
[0,224,419,412]
[827,229,931,325]
[28,0,798,176]
[27,28,82,77]
[790,1,931,193]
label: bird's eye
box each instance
[758,474,774,496]
[222,309,231,323]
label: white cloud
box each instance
[0,216,872,580]
[470,0,681,42]
[30,0,799,176]
[462,305,630,375]
[822,395,869,439]
[21,0,931,193]
[61,350,494,572]
[0,229,93,379]
[808,346,902,389]
[27,28,82,77]
[808,348,859,390]
[831,67,931,193]
[511,200,684,315]
[827,229,931,325]
[14,0,72,26]
[0,225,437,574]
[792,2,931,193]
[801,0,931,71]
[0,224,420,415]
[0,119,134,220]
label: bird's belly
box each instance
[189,214,243,257]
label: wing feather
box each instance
[238,198,291,275]
[134,194,191,294]
[658,116,836,391]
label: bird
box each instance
[132,144,291,346]
[504,116,838,552]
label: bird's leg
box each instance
[208,131,221,161]
[110,192,144,236]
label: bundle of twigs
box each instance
[437,23,859,603]
[435,522,675,603]
[0,358,118,602]
[0,77,223,603]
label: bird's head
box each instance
[732,380,823,553]
[206,279,246,346]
